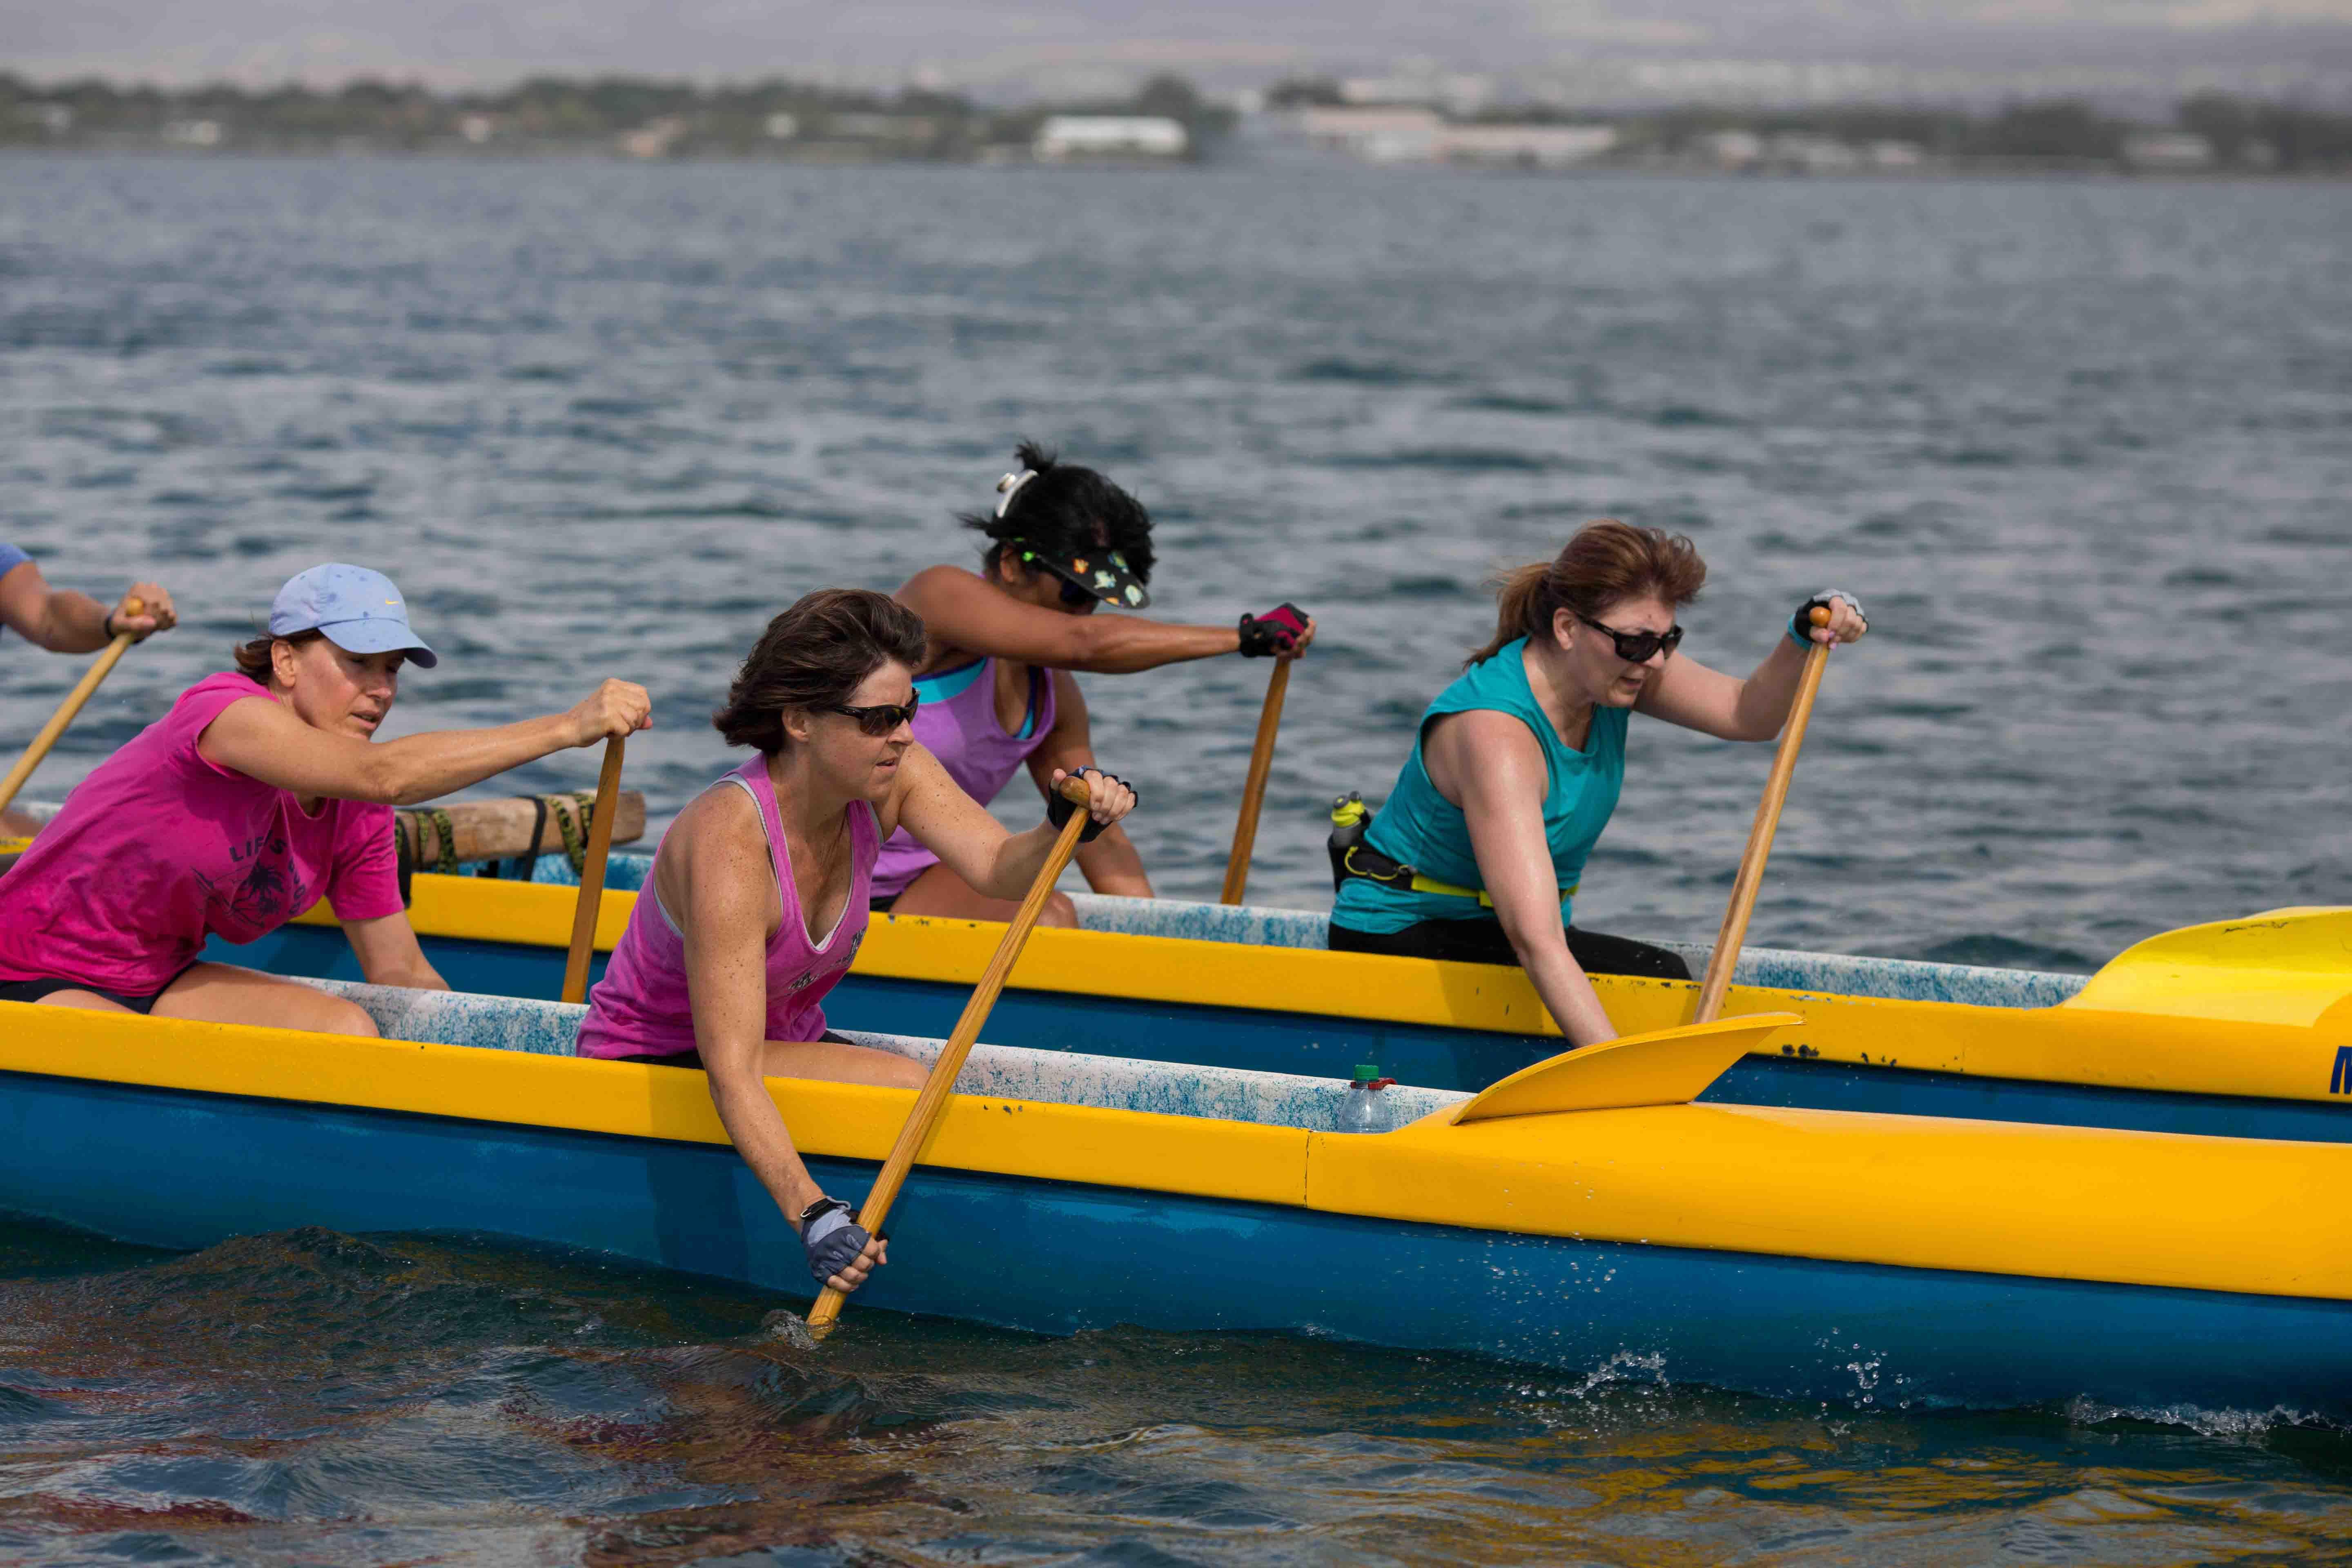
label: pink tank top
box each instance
[575,756,877,1059]
[871,657,1056,898]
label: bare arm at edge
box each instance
[0,560,152,654]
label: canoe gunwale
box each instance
[288,873,2352,1111]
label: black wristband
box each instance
[799,1195,849,1229]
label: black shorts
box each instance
[604,1029,858,1069]
[869,892,900,914]
[0,969,190,1014]
[1327,917,1691,981]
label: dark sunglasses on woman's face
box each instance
[828,695,920,737]
[1575,612,1684,664]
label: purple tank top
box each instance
[575,756,877,1059]
[871,657,1056,898]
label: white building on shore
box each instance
[1034,116,1188,161]
[1437,123,1617,167]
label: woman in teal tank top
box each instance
[1330,520,1869,1049]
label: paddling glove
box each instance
[1239,603,1310,658]
[1048,767,1133,843]
[800,1198,872,1287]
[1791,590,1866,647]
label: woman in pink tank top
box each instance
[884,441,1316,925]
[575,589,1136,1297]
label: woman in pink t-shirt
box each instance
[575,588,1135,1297]
[0,564,650,1037]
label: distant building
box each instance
[459,115,496,145]
[1766,133,1862,172]
[1868,140,1925,169]
[764,113,799,141]
[2123,131,2215,170]
[1341,73,1492,115]
[1437,123,1617,167]
[1033,116,1187,160]
[1700,130,1763,169]
[830,114,936,143]
[162,119,222,147]
[618,117,684,158]
[1296,106,1443,163]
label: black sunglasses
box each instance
[1575,612,1684,664]
[828,694,920,736]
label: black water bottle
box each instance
[1327,790,1372,891]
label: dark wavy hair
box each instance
[712,589,928,753]
[960,440,1156,586]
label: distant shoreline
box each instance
[4,145,2348,182]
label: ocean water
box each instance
[2,155,2351,1562]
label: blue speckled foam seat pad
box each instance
[301,978,1466,1134]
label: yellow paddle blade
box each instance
[1451,1012,1800,1124]
[2062,907,2352,1029]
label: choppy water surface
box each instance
[4,1222,2352,1567]
[3,157,2351,1561]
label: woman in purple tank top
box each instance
[884,442,1316,927]
[575,590,1137,1298]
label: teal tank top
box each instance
[1332,637,1627,935]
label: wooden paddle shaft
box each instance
[559,736,628,1006]
[1693,613,1833,1025]
[0,599,142,818]
[807,773,1095,1334]
[1219,658,1292,906]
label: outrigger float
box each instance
[3,985,2349,1414]
[202,849,2352,1145]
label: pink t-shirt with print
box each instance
[0,672,403,996]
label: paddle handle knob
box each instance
[1808,604,1831,628]
[1056,774,1094,806]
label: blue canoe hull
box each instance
[214,924,2352,1146]
[3,1064,2346,1417]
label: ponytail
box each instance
[1468,520,1707,667]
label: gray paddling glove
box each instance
[800,1197,871,1287]
[1047,766,1132,844]
[1790,590,1866,648]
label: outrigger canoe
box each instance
[209,855,2352,1146]
[2,986,2348,1415]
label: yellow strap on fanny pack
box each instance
[1405,871,1579,909]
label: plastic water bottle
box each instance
[1336,1063,1398,1133]
[1327,791,1372,891]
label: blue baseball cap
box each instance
[269,564,438,668]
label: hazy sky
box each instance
[9,0,2352,90]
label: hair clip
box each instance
[994,469,1038,520]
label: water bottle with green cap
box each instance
[1336,1062,1398,1134]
